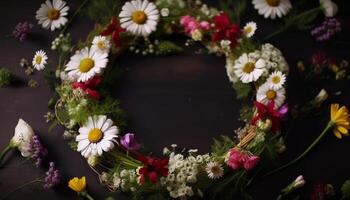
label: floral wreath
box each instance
[52,1,292,199]
[1,0,348,199]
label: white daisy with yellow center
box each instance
[65,47,108,82]
[234,53,266,83]
[76,115,119,158]
[267,71,286,90]
[252,0,292,19]
[119,0,159,36]
[32,50,48,71]
[91,36,111,54]
[35,0,69,31]
[257,82,286,108]
[243,22,257,38]
[205,161,224,179]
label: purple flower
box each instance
[43,162,60,189]
[278,104,289,119]
[29,135,48,167]
[311,17,341,42]
[12,21,33,42]
[120,133,141,151]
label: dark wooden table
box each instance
[0,0,350,199]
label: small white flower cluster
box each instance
[129,40,156,55]
[156,0,186,16]
[51,33,71,52]
[160,152,211,199]
[101,169,138,192]
[199,3,219,18]
[258,43,289,76]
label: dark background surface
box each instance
[0,0,350,199]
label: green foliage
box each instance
[83,0,122,25]
[341,180,350,200]
[232,82,252,100]
[156,41,183,55]
[43,68,60,91]
[211,135,236,158]
[0,68,13,87]
[219,0,247,24]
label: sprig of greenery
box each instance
[83,0,123,25]
[0,68,15,87]
[219,0,247,24]
[341,180,350,200]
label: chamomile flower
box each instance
[65,47,108,82]
[76,115,119,158]
[234,53,266,83]
[243,22,257,38]
[252,0,292,19]
[257,82,286,108]
[35,0,69,31]
[32,50,48,71]
[119,0,159,36]
[205,162,224,179]
[91,36,111,54]
[267,71,286,90]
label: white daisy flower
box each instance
[65,47,108,82]
[35,0,69,31]
[32,50,48,71]
[91,36,111,54]
[257,82,286,108]
[76,115,119,158]
[267,71,286,90]
[252,0,292,19]
[119,0,160,36]
[205,162,224,179]
[319,0,338,17]
[234,53,266,83]
[243,22,257,38]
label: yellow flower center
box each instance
[35,56,42,65]
[47,9,60,20]
[266,0,280,7]
[271,76,281,84]
[245,27,253,34]
[88,128,103,143]
[243,62,255,73]
[266,90,277,100]
[79,58,95,73]
[132,10,147,24]
[97,41,106,50]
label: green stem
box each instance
[0,144,13,168]
[264,122,333,177]
[81,191,95,200]
[1,179,43,200]
[264,7,322,41]
[60,0,90,35]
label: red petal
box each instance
[148,171,158,183]
[72,82,87,90]
[85,89,100,100]
[85,76,102,88]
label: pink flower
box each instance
[243,155,260,171]
[227,149,244,170]
[180,16,211,35]
[180,15,193,26]
[227,149,260,171]
[200,21,210,30]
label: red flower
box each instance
[100,17,125,47]
[211,12,241,48]
[137,155,169,184]
[251,101,287,132]
[72,76,102,100]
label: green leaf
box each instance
[83,0,122,25]
[156,41,183,55]
[232,82,252,100]
[341,180,350,199]
[211,135,235,157]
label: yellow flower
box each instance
[68,176,87,193]
[330,104,350,139]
